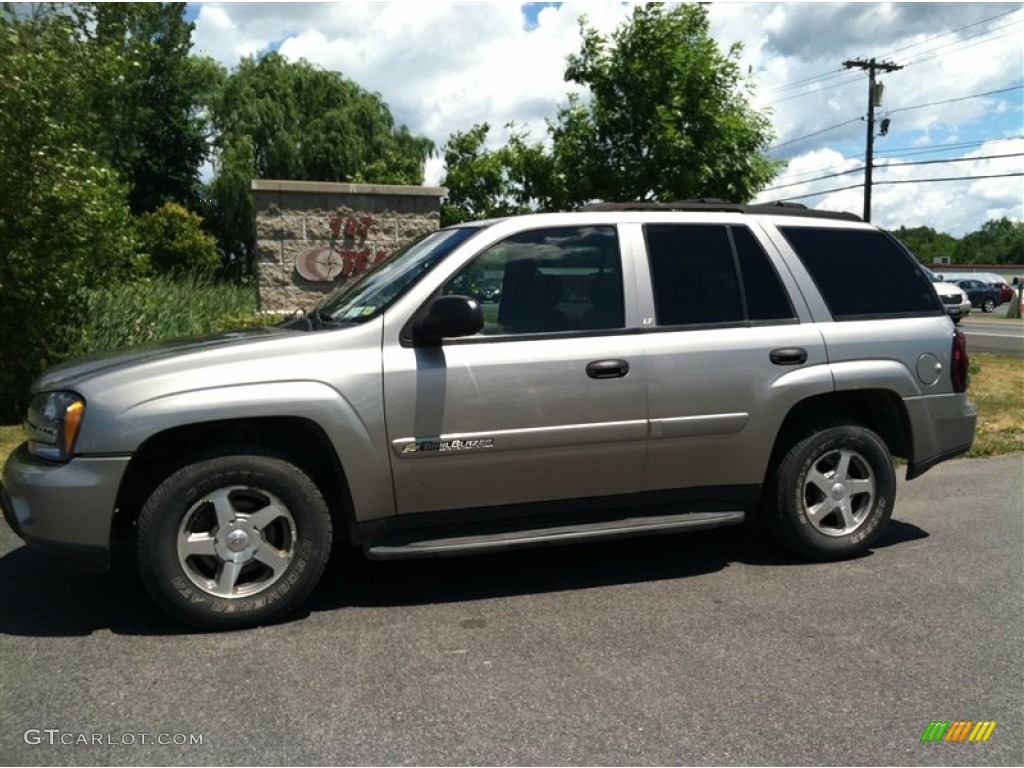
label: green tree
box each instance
[440,123,551,225]
[0,8,140,420]
[208,52,434,269]
[136,202,220,279]
[441,4,781,221]
[891,225,958,264]
[73,3,211,214]
[955,218,1024,265]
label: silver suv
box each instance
[1,202,977,629]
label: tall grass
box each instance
[66,275,276,356]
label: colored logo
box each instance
[920,721,996,742]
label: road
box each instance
[961,314,1024,357]
[1,455,1022,766]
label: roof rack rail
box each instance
[579,200,862,222]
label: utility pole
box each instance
[843,57,903,221]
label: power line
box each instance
[766,74,862,106]
[901,20,1024,67]
[761,8,1020,96]
[874,135,1024,158]
[874,7,1020,61]
[881,152,1023,169]
[762,166,864,193]
[774,172,1024,202]
[769,89,1023,158]
[768,117,862,150]
[889,85,1024,115]
[761,153,1024,194]
[763,68,848,97]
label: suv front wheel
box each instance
[136,448,333,629]
[767,425,895,561]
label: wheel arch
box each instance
[763,389,911,487]
[112,417,357,545]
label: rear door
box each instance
[382,224,649,515]
[630,220,832,492]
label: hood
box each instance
[35,326,293,393]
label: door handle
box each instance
[770,348,808,366]
[586,359,630,379]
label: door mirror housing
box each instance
[414,295,484,345]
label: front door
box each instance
[382,224,648,515]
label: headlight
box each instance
[25,392,86,462]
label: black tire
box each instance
[766,424,895,561]
[981,297,995,313]
[137,448,332,630]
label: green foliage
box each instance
[440,123,547,225]
[73,2,210,215]
[955,218,1024,265]
[207,52,434,266]
[202,135,256,270]
[891,225,959,263]
[0,8,141,421]
[557,5,781,205]
[213,52,433,184]
[441,4,781,221]
[65,275,273,358]
[892,220,1024,267]
[135,202,220,279]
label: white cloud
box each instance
[192,1,1024,236]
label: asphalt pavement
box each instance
[1,455,1022,766]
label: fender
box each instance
[92,380,394,521]
[829,359,922,398]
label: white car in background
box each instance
[923,267,971,324]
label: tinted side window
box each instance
[443,226,623,335]
[732,226,795,322]
[645,225,744,326]
[780,227,941,320]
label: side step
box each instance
[364,510,745,560]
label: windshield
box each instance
[317,226,483,323]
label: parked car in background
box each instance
[922,267,971,323]
[935,271,1013,303]
[953,279,1003,313]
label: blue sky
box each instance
[185,2,1023,237]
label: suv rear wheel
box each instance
[767,425,895,561]
[136,448,332,629]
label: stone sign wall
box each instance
[252,179,446,311]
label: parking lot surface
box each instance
[1,454,1021,766]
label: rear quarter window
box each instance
[780,227,942,320]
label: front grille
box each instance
[941,294,960,305]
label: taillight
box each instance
[951,329,969,393]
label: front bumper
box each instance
[1,444,131,572]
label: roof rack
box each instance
[579,199,862,222]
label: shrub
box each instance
[135,202,220,280]
[0,145,141,422]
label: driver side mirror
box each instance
[413,295,484,345]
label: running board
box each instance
[364,510,745,560]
